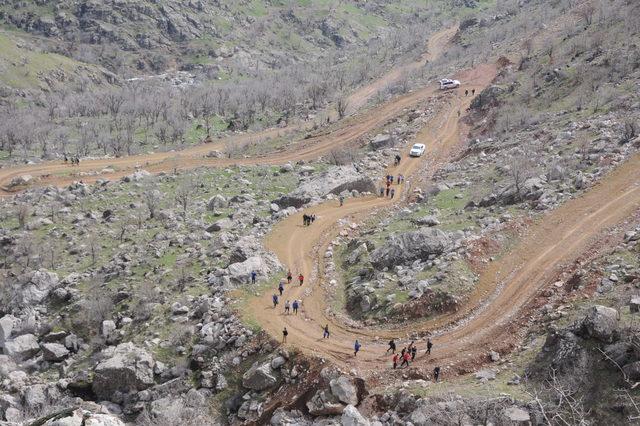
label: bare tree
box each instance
[508,156,535,200]
[621,120,638,145]
[143,186,162,219]
[17,204,31,229]
[87,234,100,266]
[336,95,349,120]
[175,178,195,221]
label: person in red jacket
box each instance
[400,351,411,368]
[392,353,399,369]
[298,273,304,286]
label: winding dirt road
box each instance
[0,26,457,196]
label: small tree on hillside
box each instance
[143,186,162,220]
[175,178,195,221]
[336,95,349,120]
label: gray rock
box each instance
[4,333,40,360]
[288,165,376,200]
[574,305,619,343]
[242,362,277,391]
[330,376,358,406]
[306,389,344,416]
[102,320,117,338]
[414,215,440,226]
[370,229,451,268]
[92,342,155,400]
[14,269,59,306]
[0,315,15,347]
[370,133,394,150]
[270,356,286,369]
[341,404,370,426]
[206,218,233,232]
[502,406,530,423]
[630,297,640,313]
[207,194,227,211]
[41,342,70,362]
[474,369,496,381]
[9,174,33,188]
[227,256,270,284]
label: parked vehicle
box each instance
[439,78,460,90]
[409,143,426,157]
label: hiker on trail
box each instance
[389,175,394,184]
[386,174,391,182]
[292,299,299,314]
[251,271,257,285]
[64,155,68,163]
[400,347,406,358]
[283,327,288,343]
[354,340,361,356]
[395,154,401,166]
[323,324,330,339]
[287,271,293,284]
[298,273,304,286]
[75,157,80,165]
[392,353,399,369]
[426,338,433,355]
[386,187,390,197]
[272,294,279,308]
[278,281,284,296]
[457,110,461,118]
[386,339,396,354]
[379,187,385,197]
[411,346,417,361]
[465,89,469,96]
[472,89,476,96]
[433,366,441,382]
[400,351,411,368]
[285,300,290,314]
[339,195,345,207]
[408,341,415,351]
[303,214,309,226]
[390,188,395,199]
[311,214,316,223]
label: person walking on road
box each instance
[323,324,330,339]
[386,339,396,354]
[395,154,401,166]
[278,281,284,296]
[386,187,390,197]
[298,273,304,286]
[465,89,468,96]
[379,187,385,197]
[339,195,345,207]
[284,300,290,314]
[411,345,417,361]
[272,294,279,308]
[282,327,288,343]
[433,366,441,382]
[426,338,433,355]
[251,270,257,285]
[303,214,309,226]
[472,89,476,96]
[400,351,411,368]
[390,188,395,199]
[292,299,299,315]
[392,353,399,369]
[354,340,361,356]
[287,270,293,284]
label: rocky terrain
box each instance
[0,0,640,425]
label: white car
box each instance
[439,78,461,90]
[409,143,426,157]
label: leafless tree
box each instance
[508,155,535,199]
[175,178,195,221]
[87,234,100,266]
[17,204,31,229]
[143,186,162,219]
[621,120,638,145]
[336,95,349,120]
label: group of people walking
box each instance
[380,173,404,198]
[302,214,316,226]
[64,155,80,165]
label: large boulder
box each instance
[0,315,16,347]
[288,165,376,200]
[306,389,345,416]
[4,334,40,360]
[272,194,311,209]
[9,174,33,188]
[13,270,59,306]
[42,409,125,426]
[206,218,233,232]
[242,361,277,391]
[370,229,451,268]
[41,342,70,362]
[574,305,619,343]
[207,194,227,211]
[330,376,358,406]
[341,405,370,426]
[92,342,155,400]
[369,133,395,150]
[227,256,269,284]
